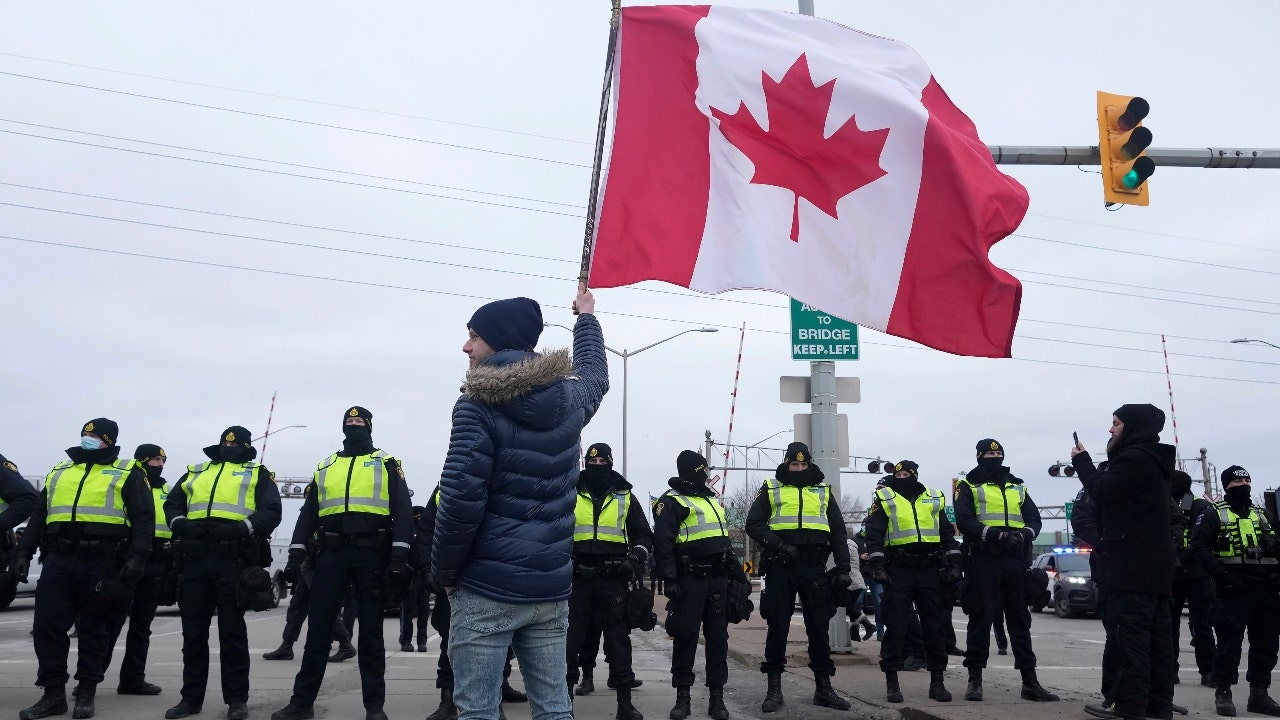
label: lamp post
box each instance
[545,323,718,476]
[1231,337,1280,350]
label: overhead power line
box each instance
[0,50,591,145]
[1013,232,1280,277]
[1026,212,1279,255]
[2,231,1278,386]
[0,70,590,168]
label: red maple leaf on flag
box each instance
[710,53,890,242]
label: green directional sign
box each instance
[944,505,956,523]
[789,298,859,361]
[1065,501,1074,520]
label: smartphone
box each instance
[1072,431,1080,447]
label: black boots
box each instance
[964,667,983,701]
[20,686,68,720]
[575,673,595,696]
[928,669,952,702]
[164,700,202,719]
[669,686,692,720]
[760,672,784,713]
[1020,668,1060,701]
[616,687,643,720]
[425,688,458,720]
[327,641,356,663]
[814,674,850,710]
[117,680,163,695]
[270,702,315,720]
[1248,686,1280,717]
[885,671,904,703]
[72,683,96,719]
[227,703,248,720]
[501,681,527,703]
[263,642,294,660]
[1216,686,1237,717]
[708,686,729,720]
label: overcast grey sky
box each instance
[2,1,1277,541]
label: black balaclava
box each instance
[975,438,1005,472]
[675,450,711,495]
[68,417,122,465]
[890,460,923,494]
[779,441,820,486]
[135,443,166,486]
[341,405,375,454]
[205,425,257,463]
[1170,470,1193,500]
[582,442,614,496]
[1221,465,1253,508]
[1109,403,1165,455]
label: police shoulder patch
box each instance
[3,461,15,473]
[654,502,663,516]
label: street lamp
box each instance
[544,323,718,476]
[1231,338,1280,350]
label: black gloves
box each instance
[175,520,208,541]
[833,572,853,590]
[773,543,799,566]
[282,550,304,585]
[219,522,250,540]
[663,578,683,601]
[627,545,649,567]
[119,555,147,583]
[869,559,889,584]
[947,555,964,583]
[1004,530,1026,554]
[14,554,30,583]
[388,557,411,584]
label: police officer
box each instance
[745,441,852,713]
[955,439,1057,702]
[164,426,281,720]
[1169,469,1215,686]
[106,444,174,696]
[414,484,526,720]
[865,460,961,703]
[272,406,412,720]
[1188,465,1280,717]
[654,450,743,720]
[0,451,38,606]
[399,504,431,653]
[18,419,154,720]
[565,442,653,719]
[261,514,356,661]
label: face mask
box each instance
[80,436,103,450]
[221,445,255,464]
[581,464,611,480]
[1225,485,1252,505]
[977,456,1004,471]
[144,464,163,481]
[342,425,372,442]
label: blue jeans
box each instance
[448,587,571,720]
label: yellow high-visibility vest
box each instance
[152,486,172,539]
[44,459,136,525]
[1214,502,1279,565]
[314,451,393,517]
[875,486,945,546]
[574,491,631,543]
[960,478,1026,528]
[183,461,259,521]
[669,493,728,543]
[762,479,831,532]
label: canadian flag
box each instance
[588,6,1028,358]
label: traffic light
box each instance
[867,459,885,474]
[1048,462,1075,477]
[1097,91,1154,207]
[1048,464,1061,477]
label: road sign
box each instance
[792,413,849,467]
[778,376,861,404]
[789,298,859,361]
[944,506,956,522]
[1065,501,1074,520]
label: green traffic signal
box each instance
[1121,157,1156,190]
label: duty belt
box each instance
[889,549,941,568]
[677,552,731,579]
[574,556,630,580]
[320,530,388,550]
[180,539,246,558]
[794,545,831,566]
[44,536,123,558]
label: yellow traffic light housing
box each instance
[1097,91,1154,207]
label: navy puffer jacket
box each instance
[431,314,609,603]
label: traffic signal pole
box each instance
[988,145,1280,168]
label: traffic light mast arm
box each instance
[988,145,1280,168]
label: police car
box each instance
[1029,547,1097,618]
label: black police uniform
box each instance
[1188,466,1280,717]
[413,486,524,720]
[0,452,39,605]
[19,421,154,720]
[745,443,852,713]
[864,465,961,703]
[273,408,412,720]
[164,428,281,720]
[653,450,743,720]
[264,537,354,660]
[399,505,430,652]
[564,443,653,720]
[954,439,1056,702]
[1169,472,1216,686]
[107,444,176,696]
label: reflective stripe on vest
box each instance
[315,451,391,517]
[961,478,1027,528]
[45,459,134,525]
[669,493,728,543]
[573,491,630,543]
[184,461,259,521]
[875,486,944,546]
[153,487,172,539]
[763,479,831,532]
[1214,502,1279,564]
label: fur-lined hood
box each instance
[461,348,574,429]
